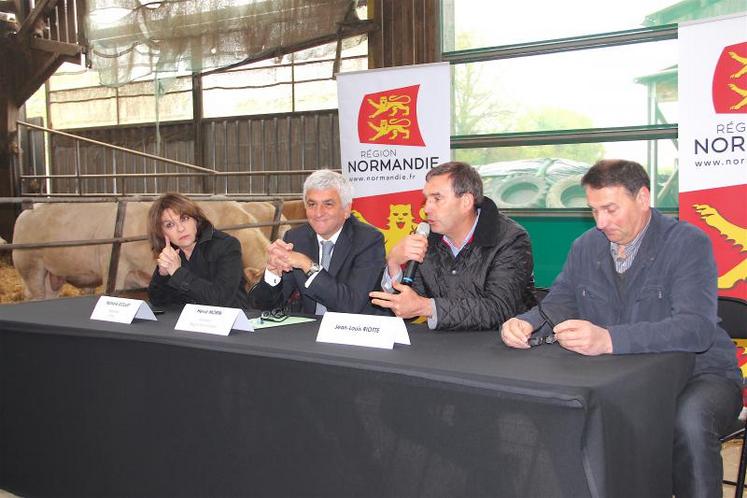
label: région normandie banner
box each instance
[337,63,451,254]
[679,14,746,300]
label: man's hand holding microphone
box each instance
[370,222,434,318]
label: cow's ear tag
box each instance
[90,296,157,324]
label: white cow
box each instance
[13,201,270,300]
[240,201,292,240]
[0,236,7,263]
[280,199,307,224]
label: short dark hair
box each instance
[426,161,484,208]
[147,193,213,255]
[581,159,650,197]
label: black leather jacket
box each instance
[413,196,536,330]
[148,227,249,309]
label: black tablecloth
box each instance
[0,296,693,498]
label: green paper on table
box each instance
[249,315,317,329]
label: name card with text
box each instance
[90,296,158,324]
[175,304,254,336]
[316,312,410,349]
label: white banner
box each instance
[678,13,746,300]
[337,63,451,254]
[337,63,451,197]
[679,14,747,193]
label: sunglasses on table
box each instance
[527,300,558,347]
[259,308,288,323]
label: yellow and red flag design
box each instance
[712,41,747,114]
[357,85,425,147]
[679,15,746,300]
[680,186,747,299]
[351,189,426,254]
[338,63,451,255]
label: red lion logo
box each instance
[712,41,747,114]
[358,85,425,146]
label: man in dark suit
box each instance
[248,169,385,315]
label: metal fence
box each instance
[0,195,306,296]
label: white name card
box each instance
[174,304,254,336]
[90,296,158,324]
[316,312,410,349]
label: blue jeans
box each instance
[673,373,743,498]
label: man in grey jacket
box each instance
[501,159,742,498]
[370,161,536,330]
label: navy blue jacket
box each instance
[248,216,385,314]
[520,208,741,384]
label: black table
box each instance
[0,296,693,498]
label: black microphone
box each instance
[401,222,430,286]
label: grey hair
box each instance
[302,169,354,207]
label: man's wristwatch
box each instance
[305,263,322,277]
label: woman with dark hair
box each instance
[146,193,249,309]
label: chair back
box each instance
[719,296,747,340]
[717,297,747,498]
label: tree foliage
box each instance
[451,33,604,168]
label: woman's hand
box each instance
[157,235,182,276]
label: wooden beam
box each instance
[0,33,24,105]
[30,36,82,56]
[6,0,86,104]
[0,93,19,241]
[368,0,438,69]
[201,20,377,77]
[14,51,62,104]
[30,35,81,58]
[192,72,204,167]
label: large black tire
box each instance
[545,174,587,208]
[492,175,548,209]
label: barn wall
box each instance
[40,110,340,196]
[15,0,443,203]
[368,0,441,68]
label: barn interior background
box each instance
[0,0,744,301]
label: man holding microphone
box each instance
[370,161,536,331]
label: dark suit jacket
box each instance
[248,216,385,314]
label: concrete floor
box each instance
[723,438,745,498]
[0,443,744,497]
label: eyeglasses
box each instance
[260,308,288,323]
[528,300,557,347]
[528,333,558,347]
